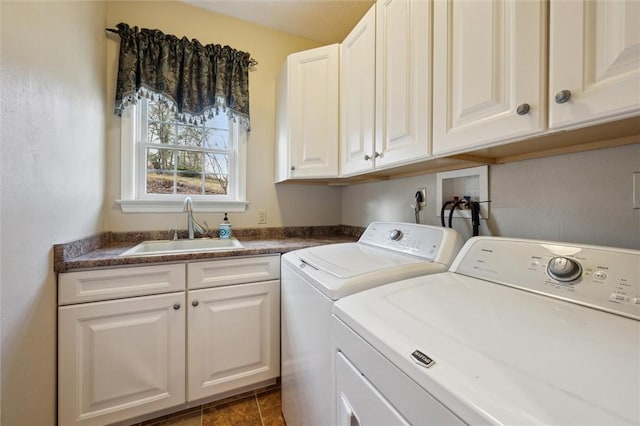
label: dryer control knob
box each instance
[388,229,403,241]
[547,257,582,282]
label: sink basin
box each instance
[120,238,244,257]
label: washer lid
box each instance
[282,243,449,300]
[334,273,640,425]
[298,243,425,279]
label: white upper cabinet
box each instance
[340,5,376,177]
[549,0,640,129]
[374,0,431,169]
[433,0,547,156]
[275,44,340,182]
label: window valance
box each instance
[110,23,256,128]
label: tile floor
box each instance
[130,386,285,426]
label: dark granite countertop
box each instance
[54,226,363,273]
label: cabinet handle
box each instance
[192,300,199,307]
[516,103,530,115]
[364,154,371,161]
[555,90,572,104]
[173,303,181,310]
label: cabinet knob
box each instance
[290,166,295,171]
[374,152,380,158]
[364,154,371,161]
[192,300,199,307]
[555,90,572,104]
[173,303,181,310]
[516,103,530,115]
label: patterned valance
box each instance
[110,23,256,127]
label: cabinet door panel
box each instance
[188,255,280,290]
[375,0,431,168]
[288,45,339,178]
[58,292,185,426]
[59,263,185,305]
[433,0,546,155]
[549,0,640,128]
[340,5,376,177]
[188,280,280,401]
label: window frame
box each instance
[116,100,248,213]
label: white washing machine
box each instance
[333,237,640,425]
[281,222,464,426]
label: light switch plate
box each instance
[633,172,640,209]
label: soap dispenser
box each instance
[219,213,231,239]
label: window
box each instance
[117,99,248,213]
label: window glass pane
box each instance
[137,98,239,200]
[204,128,229,150]
[148,120,175,145]
[146,148,176,194]
[205,112,230,130]
[176,170,204,195]
[147,101,176,145]
[177,124,209,148]
[204,174,228,195]
[204,153,229,195]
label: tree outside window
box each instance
[143,99,232,196]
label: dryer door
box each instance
[336,352,409,426]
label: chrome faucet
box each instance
[183,197,207,239]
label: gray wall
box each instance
[341,143,640,249]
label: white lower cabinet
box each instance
[58,256,280,425]
[187,280,280,401]
[58,292,186,426]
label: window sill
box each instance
[116,199,250,213]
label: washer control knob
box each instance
[388,229,403,241]
[547,257,582,282]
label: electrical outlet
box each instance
[416,187,427,206]
[257,209,267,224]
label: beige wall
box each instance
[104,1,342,232]
[341,143,640,250]
[0,2,636,425]
[0,2,108,424]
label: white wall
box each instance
[0,2,107,424]
[104,1,342,232]
[342,144,640,250]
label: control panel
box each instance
[358,222,462,263]
[452,237,640,320]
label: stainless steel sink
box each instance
[120,238,244,257]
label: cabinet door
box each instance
[375,0,431,169]
[340,5,376,177]
[433,0,547,156]
[288,45,340,179]
[187,280,280,401]
[58,292,186,426]
[549,0,640,129]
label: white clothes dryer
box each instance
[334,237,640,425]
[280,222,463,426]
